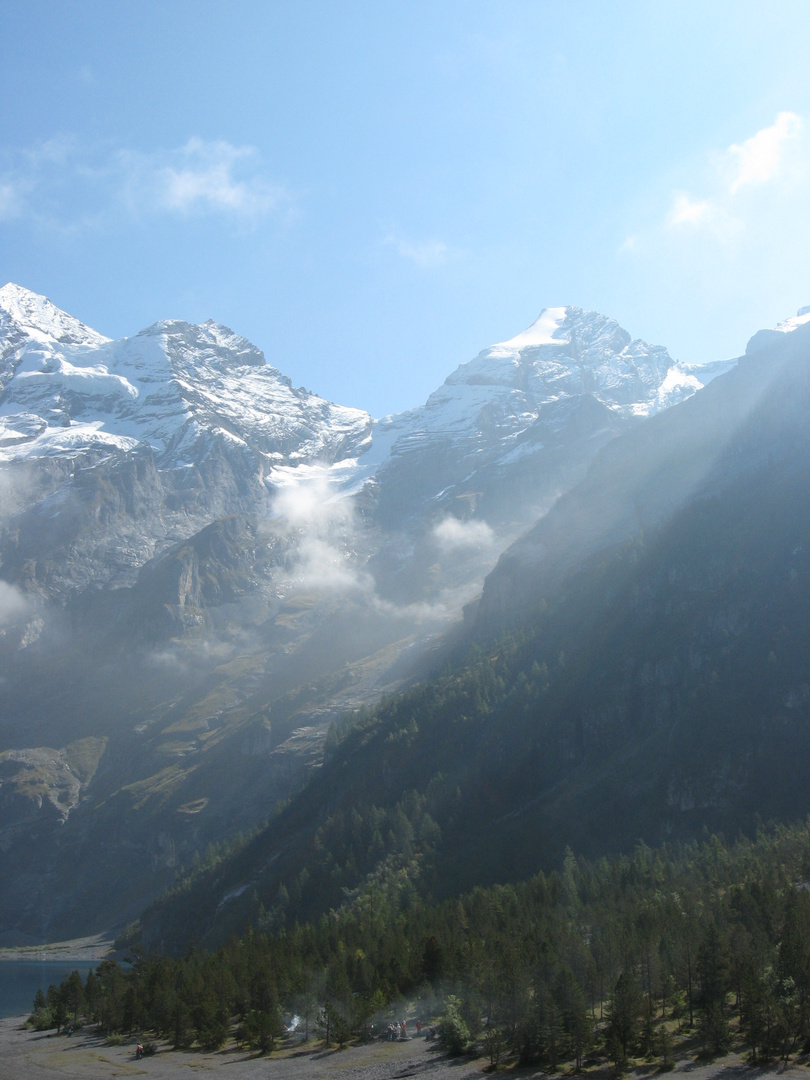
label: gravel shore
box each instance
[2,1016,809,1080]
[0,935,114,964]
[0,1018,483,1080]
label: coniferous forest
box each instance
[35,821,810,1069]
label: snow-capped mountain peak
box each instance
[376,306,720,460]
[774,306,810,334]
[0,286,372,471]
[0,283,109,350]
[0,286,736,533]
[455,306,666,409]
[135,319,269,372]
[493,306,570,351]
[350,305,736,531]
[744,305,810,358]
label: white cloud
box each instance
[0,136,292,230]
[0,581,31,627]
[156,138,287,220]
[267,471,459,623]
[271,469,354,533]
[667,193,713,228]
[24,135,77,167]
[647,112,807,247]
[269,470,369,598]
[384,234,462,269]
[0,181,22,220]
[292,535,369,596]
[729,111,802,194]
[433,515,495,552]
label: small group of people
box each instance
[385,1019,424,1041]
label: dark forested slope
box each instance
[141,315,810,952]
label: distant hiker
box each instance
[416,1019,422,1036]
[136,1044,143,1059]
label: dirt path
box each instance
[1,1017,809,1080]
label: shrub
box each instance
[438,997,471,1056]
[28,1007,54,1031]
[484,1027,505,1066]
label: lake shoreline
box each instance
[0,934,114,965]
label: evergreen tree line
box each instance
[33,820,810,1067]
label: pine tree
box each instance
[607,970,643,1066]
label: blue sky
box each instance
[2,1,810,417]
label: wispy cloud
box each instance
[661,112,805,240]
[267,469,462,623]
[617,110,810,363]
[0,581,31,627]
[0,136,293,231]
[153,139,287,220]
[270,470,372,599]
[667,193,713,228]
[433,515,495,552]
[728,111,802,194]
[0,181,23,221]
[383,234,463,269]
[621,112,807,260]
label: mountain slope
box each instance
[476,305,810,631]
[0,285,729,944]
[138,306,810,952]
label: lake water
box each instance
[0,961,95,1020]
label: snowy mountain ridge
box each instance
[0,282,109,352]
[356,305,735,528]
[418,305,729,425]
[0,286,736,494]
[386,308,724,442]
[0,288,373,472]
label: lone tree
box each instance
[607,970,643,1068]
[696,921,731,1054]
